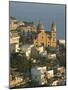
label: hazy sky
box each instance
[9,1,66,39]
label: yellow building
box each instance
[34,22,56,48]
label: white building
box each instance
[52,80,58,86]
[31,66,47,85]
[18,21,25,26]
[10,17,18,30]
[10,31,20,53]
[22,44,34,58]
[58,40,65,46]
[42,50,47,57]
[48,53,56,59]
[36,46,44,54]
[57,67,65,73]
[47,70,54,79]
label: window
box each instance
[48,45,50,47]
[53,33,56,37]
[53,38,56,41]
[42,36,43,39]
[42,43,44,46]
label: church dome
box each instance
[37,23,45,30]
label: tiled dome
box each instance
[37,23,45,30]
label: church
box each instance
[33,22,56,48]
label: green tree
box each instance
[57,54,66,68]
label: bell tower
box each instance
[51,22,56,48]
[37,20,45,33]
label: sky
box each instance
[9,1,66,40]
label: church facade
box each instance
[33,22,56,48]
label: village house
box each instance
[9,68,24,88]
[47,53,56,60]
[10,30,20,53]
[57,66,65,74]
[10,16,18,30]
[57,40,65,46]
[47,70,54,79]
